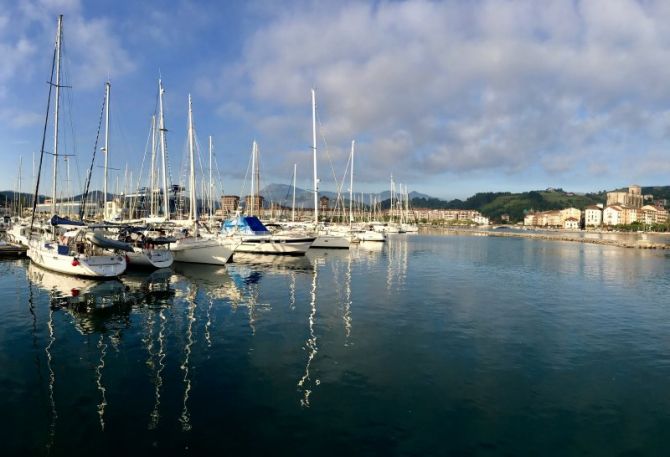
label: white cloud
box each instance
[64,15,135,89]
[202,0,670,184]
[0,0,135,94]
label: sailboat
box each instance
[27,15,129,278]
[106,79,174,269]
[399,184,419,233]
[170,95,238,265]
[345,141,385,242]
[307,89,351,249]
[222,141,315,256]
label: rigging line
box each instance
[315,110,345,220]
[315,110,342,194]
[60,36,79,185]
[128,117,154,217]
[256,145,263,204]
[111,95,133,179]
[194,132,208,200]
[238,145,253,211]
[161,91,174,188]
[332,151,352,218]
[214,153,224,204]
[80,86,106,220]
[142,115,155,192]
[30,42,57,235]
[129,127,152,218]
[283,168,295,207]
[177,135,190,216]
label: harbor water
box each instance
[1,233,670,456]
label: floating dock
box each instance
[0,242,28,257]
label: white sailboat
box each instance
[345,140,385,242]
[119,226,174,269]
[398,184,419,233]
[171,95,238,265]
[223,141,315,256]
[308,89,351,249]
[125,233,174,269]
[98,79,174,270]
[27,15,128,278]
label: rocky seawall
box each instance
[431,228,670,250]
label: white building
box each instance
[563,217,580,230]
[603,205,623,226]
[560,207,581,222]
[584,206,602,227]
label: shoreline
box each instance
[424,227,670,250]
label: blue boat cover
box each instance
[51,215,85,226]
[222,216,270,235]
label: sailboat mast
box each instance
[32,152,35,210]
[51,15,63,217]
[312,89,318,224]
[255,143,260,215]
[158,79,170,220]
[18,156,23,216]
[390,175,394,223]
[65,157,70,216]
[150,114,156,217]
[103,81,110,219]
[292,163,297,223]
[349,140,355,226]
[250,140,256,216]
[188,94,197,223]
[209,135,213,223]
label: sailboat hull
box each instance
[126,247,174,269]
[311,234,351,249]
[234,235,315,256]
[172,237,236,265]
[27,242,127,278]
[355,230,386,242]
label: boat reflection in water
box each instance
[122,268,175,305]
[231,252,313,271]
[27,264,177,437]
[28,263,128,313]
[18,237,370,449]
[28,264,128,437]
[358,240,384,253]
[297,256,319,407]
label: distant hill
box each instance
[0,190,113,204]
[257,183,431,208]
[259,183,610,220]
[468,189,604,222]
[0,191,44,205]
[641,186,670,201]
[404,187,661,222]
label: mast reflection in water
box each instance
[4,233,669,455]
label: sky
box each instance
[1,0,670,201]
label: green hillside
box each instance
[642,186,670,201]
[477,190,603,222]
[410,188,609,222]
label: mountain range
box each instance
[258,183,431,208]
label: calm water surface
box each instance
[1,234,669,456]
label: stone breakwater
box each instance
[435,228,670,250]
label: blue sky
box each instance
[1,0,670,201]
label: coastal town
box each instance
[521,185,668,230]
